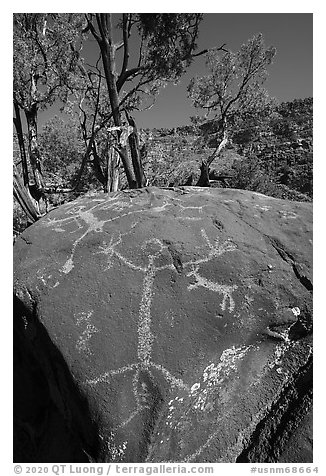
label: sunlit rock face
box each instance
[14,186,312,463]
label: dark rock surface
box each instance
[278,406,313,463]
[13,186,312,462]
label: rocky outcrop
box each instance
[13,186,312,462]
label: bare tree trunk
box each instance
[126,114,147,188]
[110,151,120,192]
[196,128,228,187]
[206,129,228,167]
[104,148,111,194]
[196,161,211,187]
[105,147,120,193]
[13,102,29,186]
[91,142,107,190]
[95,14,137,189]
[25,104,45,192]
[13,163,40,222]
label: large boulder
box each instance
[13,186,312,463]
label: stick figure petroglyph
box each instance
[42,194,240,435]
[43,198,144,275]
[85,227,238,429]
[93,236,189,387]
[42,194,213,279]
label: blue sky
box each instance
[38,13,313,130]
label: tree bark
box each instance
[206,129,228,167]
[13,102,29,186]
[95,14,137,189]
[91,142,106,189]
[197,127,229,187]
[196,161,211,187]
[25,104,45,192]
[108,147,120,192]
[126,114,147,188]
[13,163,40,222]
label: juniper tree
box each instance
[85,13,206,189]
[188,33,276,186]
[13,13,86,215]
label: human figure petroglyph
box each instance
[43,198,144,275]
[43,202,114,274]
[42,193,215,279]
[61,205,110,274]
[94,237,188,372]
[85,235,190,428]
[85,227,238,429]
[42,194,241,434]
[20,188,311,463]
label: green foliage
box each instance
[85,13,204,115]
[229,98,313,201]
[13,13,86,110]
[38,116,102,193]
[230,154,312,202]
[274,97,313,140]
[138,127,239,187]
[187,33,277,178]
[39,117,82,181]
[138,14,203,82]
[34,95,312,201]
[140,95,312,201]
[13,13,312,232]
[187,30,311,202]
[188,33,276,127]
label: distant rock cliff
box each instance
[14,186,312,463]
